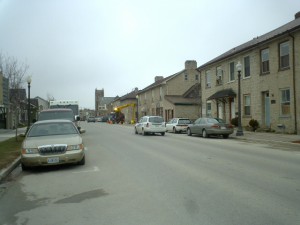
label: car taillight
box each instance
[228,124,234,129]
[211,124,220,129]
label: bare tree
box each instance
[0,52,30,139]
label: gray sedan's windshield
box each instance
[28,123,78,137]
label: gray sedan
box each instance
[187,117,234,139]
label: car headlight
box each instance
[67,144,84,151]
[22,148,38,154]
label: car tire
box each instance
[135,128,138,134]
[142,129,146,136]
[78,156,85,165]
[187,128,192,136]
[173,127,177,133]
[202,129,209,138]
[161,132,165,136]
[223,134,229,139]
[21,163,29,171]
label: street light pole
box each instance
[236,61,244,136]
[27,76,32,131]
[136,95,139,123]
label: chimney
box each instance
[185,60,197,70]
[295,11,300,19]
[155,76,164,82]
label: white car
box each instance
[135,116,166,136]
[165,118,192,133]
[21,119,86,170]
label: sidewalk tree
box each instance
[0,52,30,140]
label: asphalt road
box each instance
[0,122,300,225]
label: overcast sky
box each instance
[0,0,299,109]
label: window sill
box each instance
[279,115,291,119]
[279,67,290,72]
[260,72,270,76]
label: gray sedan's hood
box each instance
[23,134,83,148]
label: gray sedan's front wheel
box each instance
[202,129,209,138]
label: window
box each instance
[229,62,235,81]
[151,90,154,102]
[184,73,188,81]
[244,56,250,78]
[281,89,290,115]
[244,95,251,116]
[159,87,163,100]
[205,70,211,88]
[195,74,199,81]
[261,48,269,73]
[206,102,212,117]
[280,42,289,69]
[216,66,223,85]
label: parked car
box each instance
[135,116,166,136]
[187,117,234,138]
[87,116,96,122]
[95,117,102,122]
[21,119,86,170]
[165,118,192,133]
[101,116,109,122]
[38,108,81,131]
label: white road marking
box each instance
[72,166,99,173]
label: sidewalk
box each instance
[232,129,300,144]
[0,127,27,142]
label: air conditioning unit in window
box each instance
[206,83,211,88]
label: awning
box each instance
[207,88,236,100]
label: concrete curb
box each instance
[0,156,21,183]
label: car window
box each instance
[215,118,225,123]
[28,122,78,137]
[194,118,201,124]
[149,117,163,123]
[207,118,219,124]
[38,111,74,121]
[178,119,191,124]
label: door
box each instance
[264,92,271,127]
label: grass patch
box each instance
[0,135,25,170]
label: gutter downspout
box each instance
[289,33,298,134]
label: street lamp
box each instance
[136,95,139,123]
[27,76,32,131]
[236,61,244,136]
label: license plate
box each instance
[221,127,226,130]
[47,157,59,164]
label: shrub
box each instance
[231,117,238,127]
[249,119,259,131]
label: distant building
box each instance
[0,72,9,128]
[95,88,115,116]
[137,60,201,122]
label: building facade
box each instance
[198,12,300,134]
[137,60,201,122]
[0,73,9,128]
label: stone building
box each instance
[95,88,114,116]
[197,12,300,134]
[137,60,201,122]
[111,88,139,124]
